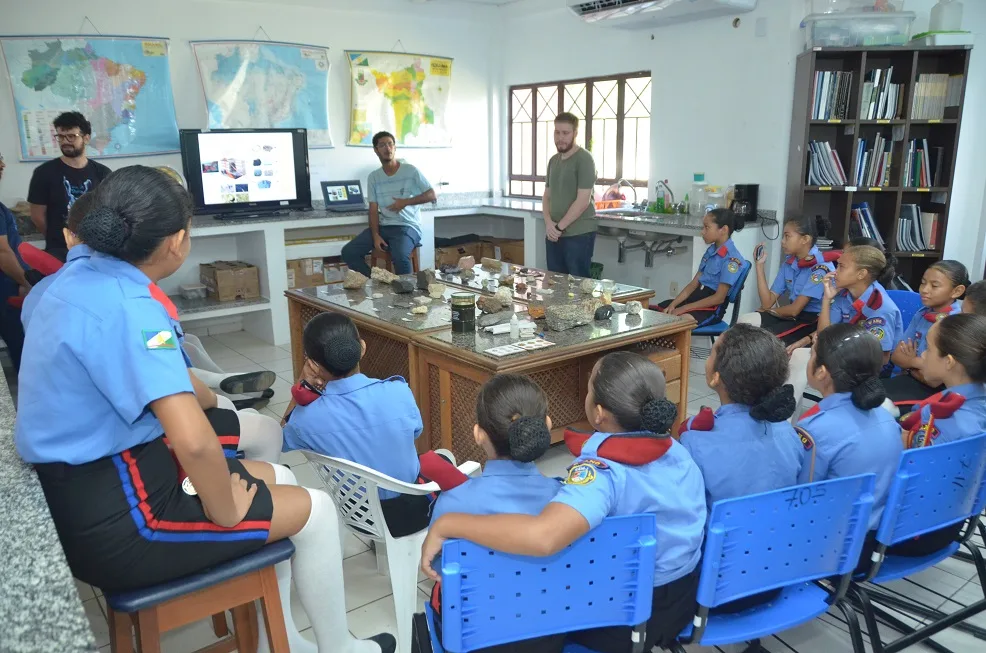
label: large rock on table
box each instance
[545,304,593,331]
[392,278,416,294]
[370,266,399,284]
[342,269,369,289]
[417,268,437,290]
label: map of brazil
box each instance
[0,36,179,160]
[193,41,334,148]
[347,51,452,148]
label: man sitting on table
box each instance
[341,131,435,276]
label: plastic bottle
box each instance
[930,0,963,31]
[509,312,519,340]
[690,173,707,216]
[653,181,669,213]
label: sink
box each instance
[596,209,651,217]
[597,225,629,238]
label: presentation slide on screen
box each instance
[197,131,297,206]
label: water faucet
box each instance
[615,178,638,207]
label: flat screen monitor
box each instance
[180,128,312,216]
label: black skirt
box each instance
[758,311,820,346]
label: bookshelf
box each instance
[785,46,971,288]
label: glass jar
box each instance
[450,293,476,333]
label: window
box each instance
[508,71,651,200]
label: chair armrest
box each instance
[457,461,482,478]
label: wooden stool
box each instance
[370,246,420,274]
[104,540,295,653]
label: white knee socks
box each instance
[737,312,763,327]
[238,410,284,464]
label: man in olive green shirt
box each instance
[542,112,597,276]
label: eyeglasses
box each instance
[55,133,82,143]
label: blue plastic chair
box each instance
[691,259,753,342]
[886,289,922,330]
[104,539,295,653]
[670,475,877,653]
[846,433,986,653]
[424,514,657,653]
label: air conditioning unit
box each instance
[568,0,757,29]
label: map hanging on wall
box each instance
[192,40,334,148]
[346,50,452,148]
[0,35,180,161]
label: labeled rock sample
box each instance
[410,305,429,315]
[392,278,415,294]
[545,304,593,331]
[477,295,508,314]
[417,268,437,290]
[428,283,447,299]
[370,266,399,284]
[627,300,643,315]
[580,278,597,294]
[343,269,369,289]
[413,296,433,305]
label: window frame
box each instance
[507,70,651,199]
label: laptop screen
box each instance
[321,180,365,207]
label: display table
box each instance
[286,266,692,464]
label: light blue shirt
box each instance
[680,403,806,511]
[15,253,194,464]
[912,383,986,447]
[551,433,706,587]
[431,459,559,522]
[698,239,746,290]
[770,246,834,314]
[798,392,903,530]
[21,244,93,329]
[367,161,431,236]
[903,301,962,357]
[830,282,904,352]
[283,373,423,500]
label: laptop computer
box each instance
[321,180,367,212]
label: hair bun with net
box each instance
[640,398,677,434]
[324,337,361,375]
[749,384,796,422]
[78,206,129,255]
[508,415,552,463]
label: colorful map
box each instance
[347,51,452,148]
[193,41,333,148]
[0,36,179,160]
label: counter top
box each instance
[437,265,654,304]
[0,374,97,653]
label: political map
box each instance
[192,41,333,148]
[347,51,452,148]
[0,36,179,160]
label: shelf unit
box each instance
[786,46,971,288]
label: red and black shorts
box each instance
[654,286,721,327]
[758,311,820,346]
[34,412,273,593]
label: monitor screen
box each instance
[180,128,312,215]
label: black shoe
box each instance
[219,370,277,395]
[369,633,397,653]
[232,388,274,411]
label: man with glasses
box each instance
[27,112,111,260]
[0,151,31,371]
[341,131,435,276]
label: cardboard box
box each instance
[200,261,261,302]
[287,257,346,289]
[482,238,525,265]
[435,241,485,268]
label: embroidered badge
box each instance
[143,329,177,350]
[181,476,197,496]
[868,327,886,341]
[726,257,742,273]
[912,422,940,448]
[798,430,814,451]
[809,265,828,284]
[579,458,609,469]
[564,463,596,486]
[863,317,886,328]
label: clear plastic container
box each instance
[808,0,906,13]
[803,11,915,48]
[930,0,963,31]
[179,283,207,300]
[705,187,725,212]
[689,173,706,216]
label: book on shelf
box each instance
[808,141,848,186]
[903,139,942,187]
[860,67,903,120]
[911,73,965,120]
[811,70,854,120]
[896,204,938,252]
[850,202,885,248]
[855,134,895,187]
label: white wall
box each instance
[0,0,499,206]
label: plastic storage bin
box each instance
[803,11,916,48]
[179,283,208,300]
[808,1,907,13]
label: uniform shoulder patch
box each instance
[864,316,886,328]
[578,458,609,469]
[726,257,742,273]
[143,329,177,350]
[809,264,829,283]
[564,462,597,486]
[795,426,815,451]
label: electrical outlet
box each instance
[669,281,679,296]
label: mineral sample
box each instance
[392,278,415,294]
[417,269,437,290]
[410,305,429,315]
[545,304,593,331]
[428,283,447,299]
[627,300,643,315]
[370,267,398,284]
[342,269,369,289]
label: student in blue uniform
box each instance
[798,323,903,572]
[679,323,804,510]
[883,260,969,406]
[656,208,747,326]
[963,281,986,316]
[421,351,706,653]
[14,166,395,653]
[426,374,563,653]
[739,215,834,345]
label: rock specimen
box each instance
[545,304,593,331]
[372,293,384,299]
[527,303,546,320]
[428,283,447,299]
[410,305,429,315]
[458,255,476,270]
[594,304,615,320]
[477,295,507,314]
[516,282,528,293]
[495,286,514,303]
[342,269,369,289]
[478,312,513,328]
[481,257,502,272]
[417,268,437,290]
[413,296,433,305]
[580,278,597,294]
[370,266,398,284]
[627,300,643,315]
[499,275,515,287]
[460,268,476,280]
[392,278,415,294]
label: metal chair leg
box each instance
[847,584,886,653]
[835,598,868,653]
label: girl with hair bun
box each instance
[422,351,706,653]
[799,324,903,564]
[739,214,835,345]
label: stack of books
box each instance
[903,139,944,188]
[860,67,904,120]
[811,70,854,120]
[849,202,885,248]
[807,141,848,186]
[896,204,939,252]
[911,74,965,119]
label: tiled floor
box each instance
[63,331,985,652]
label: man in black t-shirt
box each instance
[28,112,111,260]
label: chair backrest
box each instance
[722,260,753,326]
[823,250,842,263]
[439,514,657,653]
[696,475,875,612]
[302,450,437,541]
[18,242,63,276]
[876,433,986,547]
[886,289,922,328]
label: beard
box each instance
[61,145,84,158]
[556,141,573,154]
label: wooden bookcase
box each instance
[785,46,972,288]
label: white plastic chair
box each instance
[301,451,480,653]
